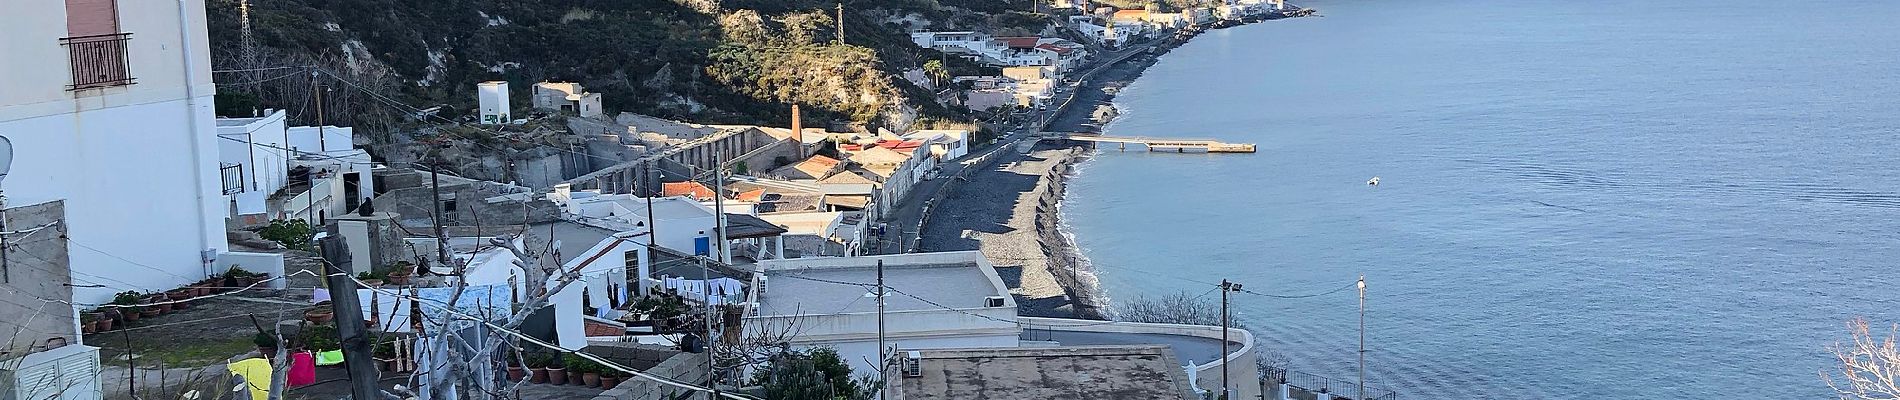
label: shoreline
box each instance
[921,11,1304,319]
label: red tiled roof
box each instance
[662,182,717,201]
[875,139,925,152]
[737,189,766,202]
[997,36,1040,49]
[803,155,842,167]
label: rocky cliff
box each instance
[206,0,1053,131]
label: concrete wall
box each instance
[216,252,285,290]
[591,347,710,400]
[1020,316,1260,400]
[0,200,75,357]
[0,0,227,305]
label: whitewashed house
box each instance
[216,110,376,227]
[1,0,231,304]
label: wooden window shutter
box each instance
[65,0,120,37]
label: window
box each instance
[61,0,132,90]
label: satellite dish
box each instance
[0,135,12,189]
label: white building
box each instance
[548,186,788,262]
[745,252,1019,376]
[902,129,971,162]
[477,81,510,124]
[530,82,604,119]
[1,0,230,304]
[216,110,376,227]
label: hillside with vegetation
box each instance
[205,0,1060,134]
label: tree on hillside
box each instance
[923,59,949,89]
[1824,317,1900,399]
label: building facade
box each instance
[0,0,229,304]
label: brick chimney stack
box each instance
[790,104,804,159]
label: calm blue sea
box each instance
[1065,0,1900,398]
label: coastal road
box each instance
[870,40,1161,255]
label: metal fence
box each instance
[1262,367,1398,400]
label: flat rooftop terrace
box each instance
[758,262,1003,316]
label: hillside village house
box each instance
[217,109,377,228]
[530,81,605,119]
[1,0,232,304]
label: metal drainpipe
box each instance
[178,0,217,278]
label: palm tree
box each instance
[923,59,950,89]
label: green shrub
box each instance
[258,219,315,251]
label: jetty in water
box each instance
[1049,132,1257,153]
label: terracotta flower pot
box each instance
[530,367,549,384]
[360,279,383,288]
[139,308,159,318]
[600,376,620,390]
[82,321,97,334]
[546,367,566,385]
[566,371,583,386]
[304,309,335,324]
[507,366,525,382]
[94,318,113,332]
[582,372,600,387]
[385,272,411,286]
[114,309,137,322]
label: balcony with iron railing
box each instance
[59,33,135,90]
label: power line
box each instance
[1237,281,1358,299]
[345,275,759,399]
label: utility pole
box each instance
[876,259,887,400]
[1218,279,1242,400]
[699,256,719,396]
[321,238,379,400]
[309,79,325,227]
[1358,275,1368,400]
[429,153,449,270]
[713,151,728,265]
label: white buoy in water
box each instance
[1367,176,1381,186]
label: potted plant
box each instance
[254,331,281,356]
[569,356,601,387]
[599,370,621,390]
[304,306,335,324]
[356,271,384,288]
[166,288,195,310]
[226,266,264,287]
[544,354,567,385]
[81,313,97,334]
[563,355,589,386]
[505,351,526,382]
[527,353,552,383]
[89,311,114,332]
[384,262,415,285]
[144,292,172,314]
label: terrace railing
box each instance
[1262,366,1398,400]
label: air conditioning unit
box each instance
[902,351,923,377]
[2,345,101,400]
[984,296,1007,308]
